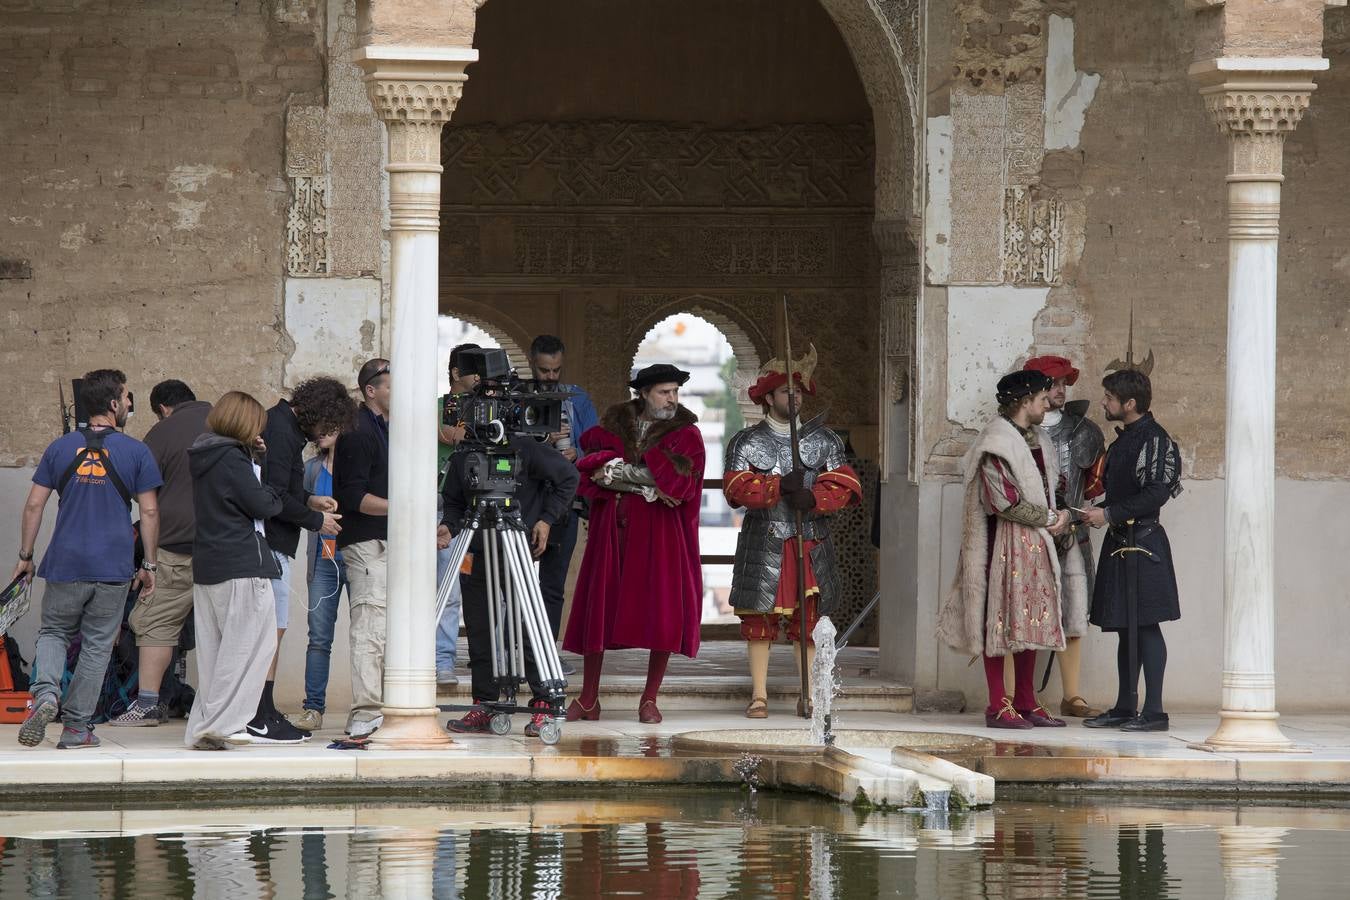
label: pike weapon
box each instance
[782,294,812,718]
[1106,303,1155,376]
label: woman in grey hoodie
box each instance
[184,392,284,750]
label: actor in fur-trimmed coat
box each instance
[937,370,1069,730]
[562,364,705,725]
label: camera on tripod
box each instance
[436,347,573,742]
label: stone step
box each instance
[437,676,913,713]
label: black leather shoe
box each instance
[1083,709,1136,729]
[1120,713,1169,732]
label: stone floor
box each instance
[5,699,1350,795]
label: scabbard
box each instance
[1124,520,1140,712]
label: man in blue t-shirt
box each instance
[11,369,163,750]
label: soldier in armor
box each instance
[1023,356,1106,719]
[723,345,863,718]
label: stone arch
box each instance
[627,295,766,426]
[439,294,531,372]
[813,0,921,221]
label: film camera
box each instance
[443,347,569,499]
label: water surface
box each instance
[3,791,1349,898]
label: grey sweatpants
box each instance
[32,580,128,732]
[185,578,277,747]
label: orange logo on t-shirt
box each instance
[76,450,108,478]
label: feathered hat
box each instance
[748,343,818,405]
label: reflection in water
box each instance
[0,794,1347,899]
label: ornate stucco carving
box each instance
[441,122,873,209]
[286,174,329,275]
[1003,186,1064,286]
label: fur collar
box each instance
[602,399,699,470]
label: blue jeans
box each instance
[303,555,348,712]
[435,546,462,674]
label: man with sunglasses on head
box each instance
[12,369,163,749]
[333,358,391,738]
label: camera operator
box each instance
[14,369,163,749]
[439,429,578,739]
[432,343,481,687]
[527,336,598,677]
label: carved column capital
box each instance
[354,46,476,167]
[1189,60,1326,179]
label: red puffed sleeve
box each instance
[723,470,781,510]
[813,464,863,513]
[644,424,706,503]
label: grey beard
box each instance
[648,406,676,421]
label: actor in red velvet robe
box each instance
[562,363,705,724]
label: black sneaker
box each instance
[271,709,311,739]
[241,713,307,744]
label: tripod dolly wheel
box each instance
[537,719,561,745]
[489,712,512,736]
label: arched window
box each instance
[632,313,744,625]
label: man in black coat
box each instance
[1080,369,1182,732]
[249,377,353,741]
[437,434,578,738]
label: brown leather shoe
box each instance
[745,697,769,719]
[1060,696,1102,718]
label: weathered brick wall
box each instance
[925,0,1350,480]
[1072,2,1350,479]
[0,0,324,463]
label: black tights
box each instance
[1114,625,1167,716]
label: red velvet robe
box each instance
[562,401,705,658]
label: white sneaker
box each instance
[348,715,383,738]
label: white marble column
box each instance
[1190,60,1324,751]
[356,46,476,749]
[1218,826,1288,900]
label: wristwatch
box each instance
[140,561,158,573]
[17,549,33,562]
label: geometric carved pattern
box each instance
[1003,185,1063,286]
[441,122,873,209]
[830,454,879,640]
[286,175,329,276]
[443,215,868,283]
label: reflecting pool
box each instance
[2,791,1350,898]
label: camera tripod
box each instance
[434,495,568,744]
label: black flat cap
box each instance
[629,363,691,392]
[996,370,1053,405]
